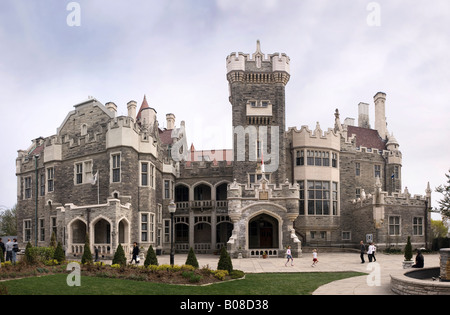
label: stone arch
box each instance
[192,181,213,200]
[247,210,283,250]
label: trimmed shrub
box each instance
[144,245,158,267]
[217,246,233,273]
[112,244,127,266]
[404,236,413,261]
[53,241,65,264]
[185,247,199,269]
[81,234,93,265]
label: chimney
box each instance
[374,92,387,139]
[127,100,137,120]
[358,102,370,128]
[105,102,117,116]
[166,113,175,130]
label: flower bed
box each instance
[0,261,244,286]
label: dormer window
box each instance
[261,101,269,107]
[250,101,257,107]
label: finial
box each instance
[256,40,261,53]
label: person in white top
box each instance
[311,249,318,267]
[368,243,376,262]
[285,246,293,266]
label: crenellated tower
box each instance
[226,40,290,185]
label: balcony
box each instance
[176,200,228,211]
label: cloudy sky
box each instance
[0,0,448,219]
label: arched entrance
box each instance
[248,213,279,249]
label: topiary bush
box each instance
[185,247,199,269]
[217,246,233,273]
[112,244,127,266]
[81,234,93,265]
[404,236,413,261]
[144,245,158,267]
[53,241,65,264]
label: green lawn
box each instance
[1,272,365,295]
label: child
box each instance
[311,249,318,267]
[285,246,294,266]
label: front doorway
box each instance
[248,213,279,249]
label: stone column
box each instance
[440,248,450,282]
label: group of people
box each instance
[285,246,318,267]
[360,241,377,263]
[0,238,19,264]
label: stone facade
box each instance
[16,42,431,259]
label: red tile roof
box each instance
[347,126,386,151]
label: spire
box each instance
[136,95,149,122]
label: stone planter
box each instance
[403,260,414,269]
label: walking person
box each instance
[5,239,13,262]
[372,243,377,262]
[11,238,19,264]
[130,242,140,265]
[368,242,375,262]
[311,249,318,267]
[285,246,293,266]
[360,241,366,263]
[0,238,5,261]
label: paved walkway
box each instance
[145,252,440,295]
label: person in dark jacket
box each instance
[0,238,5,261]
[360,241,366,263]
[130,242,140,264]
[412,249,424,268]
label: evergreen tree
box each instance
[81,233,93,265]
[144,245,158,267]
[112,243,127,266]
[50,231,57,248]
[217,246,233,273]
[436,170,450,220]
[404,236,413,261]
[24,242,34,265]
[185,247,199,269]
[54,241,65,264]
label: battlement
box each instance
[287,123,340,151]
[226,40,290,75]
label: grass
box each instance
[1,272,365,295]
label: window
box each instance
[389,216,400,235]
[75,163,83,184]
[249,173,270,184]
[298,180,305,215]
[355,162,360,176]
[141,162,148,186]
[356,188,361,199]
[51,217,57,236]
[374,165,381,178]
[164,180,170,199]
[250,101,257,107]
[413,217,423,235]
[141,213,148,242]
[332,182,338,215]
[24,220,32,242]
[112,154,121,183]
[332,153,338,168]
[40,174,45,196]
[296,150,304,166]
[24,177,32,199]
[39,218,45,242]
[305,150,333,167]
[75,161,93,185]
[164,219,170,243]
[342,231,351,240]
[307,181,330,215]
[149,213,155,243]
[47,167,54,192]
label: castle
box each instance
[16,42,432,258]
